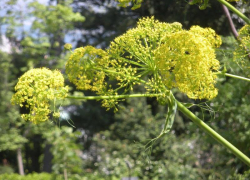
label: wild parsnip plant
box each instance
[11,0,250,167]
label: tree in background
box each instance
[43,127,83,180]
[0,51,27,175]
[0,0,85,176]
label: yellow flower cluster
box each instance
[109,17,182,85]
[11,68,68,124]
[155,28,221,99]
[66,17,221,110]
[189,26,222,48]
[65,46,109,93]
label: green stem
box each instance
[66,93,162,100]
[117,56,145,67]
[217,0,250,25]
[177,100,250,167]
[216,71,250,82]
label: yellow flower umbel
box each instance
[156,26,221,99]
[66,46,109,93]
[65,46,120,110]
[11,68,69,124]
[108,17,182,96]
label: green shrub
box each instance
[0,173,62,180]
[0,173,118,180]
[0,166,14,175]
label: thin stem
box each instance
[177,100,250,167]
[217,0,250,25]
[216,71,250,82]
[224,73,250,82]
[94,67,147,84]
[221,4,238,38]
[66,93,162,100]
[117,56,145,67]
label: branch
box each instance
[66,93,163,100]
[217,0,250,25]
[221,4,238,38]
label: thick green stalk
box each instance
[217,0,250,24]
[67,93,162,100]
[177,100,250,167]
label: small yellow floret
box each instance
[64,43,72,50]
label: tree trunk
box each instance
[17,148,24,175]
[64,168,68,180]
[42,144,53,172]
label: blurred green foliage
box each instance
[43,127,83,176]
[0,165,14,175]
[0,51,27,152]
[0,172,120,180]
[93,98,202,179]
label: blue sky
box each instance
[0,0,75,52]
[0,0,113,52]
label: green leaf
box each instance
[162,92,177,134]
